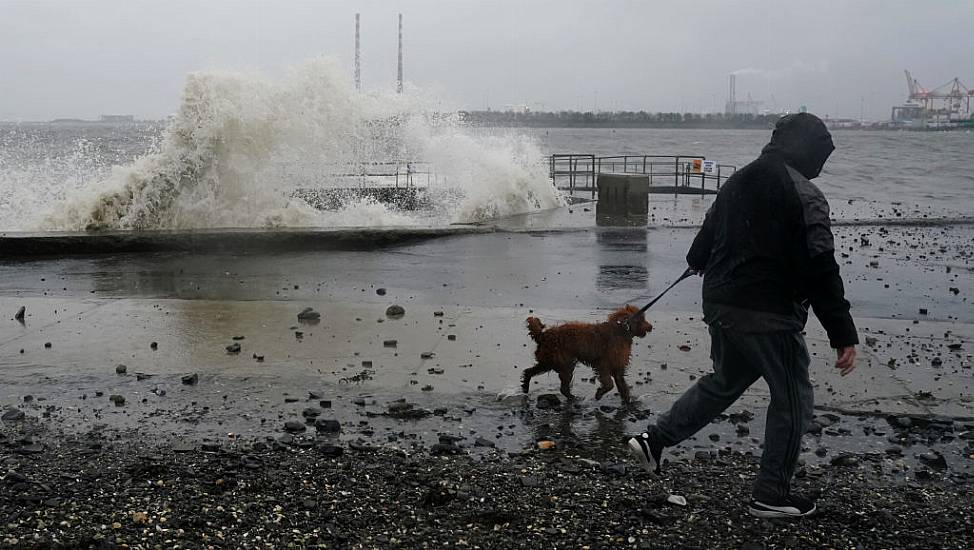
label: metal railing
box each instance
[549,154,736,198]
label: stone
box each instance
[376,288,387,296]
[666,494,687,507]
[226,342,241,354]
[135,372,153,381]
[536,394,561,410]
[430,443,463,456]
[386,305,406,318]
[319,400,332,408]
[603,463,626,476]
[14,306,25,321]
[297,307,321,321]
[383,339,398,348]
[115,364,127,375]
[1,409,25,422]
[302,407,322,418]
[150,342,158,350]
[315,419,341,433]
[519,476,541,488]
[830,454,859,467]
[474,437,496,448]
[181,373,199,385]
[284,420,306,433]
[919,452,948,469]
[317,444,343,458]
[109,395,125,406]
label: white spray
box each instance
[26,57,561,231]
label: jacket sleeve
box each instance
[794,182,859,348]
[686,203,716,270]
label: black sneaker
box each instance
[748,494,817,519]
[627,432,662,474]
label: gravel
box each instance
[2,423,971,549]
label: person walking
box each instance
[627,113,858,519]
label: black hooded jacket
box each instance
[687,113,858,348]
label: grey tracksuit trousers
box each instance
[649,323,813,501]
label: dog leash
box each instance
[620,266,697,331]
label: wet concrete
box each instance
[1,203,972,476]
[0,225,490,257]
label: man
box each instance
[627,113,858,519]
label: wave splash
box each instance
[40,57,562,231]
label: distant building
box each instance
[99,115,135,123]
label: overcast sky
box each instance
[1,0,972,121]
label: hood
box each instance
[760,113,834,179]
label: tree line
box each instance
[459,110,784,129]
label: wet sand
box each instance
[2,200,973,548]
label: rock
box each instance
[226,342,241,354]
[603,463,626,476]
[894,416,913,429]
[181,373,199,385]
[376,288,387,296]
[814,447,828,457]
[115,364,127,375]
[319,400,332,409]
[135,372,153,381]
[172,441,195,453]
[666,494,687,507]
[474,437,496,448]
[919,308,929,315]
[694,450,712,461]
[386,305,406,318]
[735,424,750,436]
[1,409,25,422]
[44,342,51,348]
[678,344,692,352]
[741,542,766,550]
[948,343,963,351]
[919,452,948,469]
[315,418,341,432]
[865,336,879,347]
[297,307,321,321]
[14,306,25,321]
[830,454,859,467]
[317,444,343,458]
[420,352,435,360]
[519,476,541,488]
[708,433,720,442]
[537,440,556,450]
[284,420,307,433]
[302,407,322,418]
[430,443,463,456]
[109,395,125,406]
[931,357,943,367]
[536,394,561,410]
[383,339,398,348]
[447,334,457,341]
[150,342,158,350]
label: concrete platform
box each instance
[0,225,491,258]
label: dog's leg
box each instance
[612,371,632,403]
[521,364,548,394]
[594,369,615,400]
[558,366,577,400]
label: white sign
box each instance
[702,160,718,175]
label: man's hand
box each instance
[835,346,857,376]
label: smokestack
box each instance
[354,13,361,91]
[397,13,403,94]
[728,74,737,114]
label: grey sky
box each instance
[1,0,972,121]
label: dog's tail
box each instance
[526,316,545,342]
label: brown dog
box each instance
[521,305,652,403]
